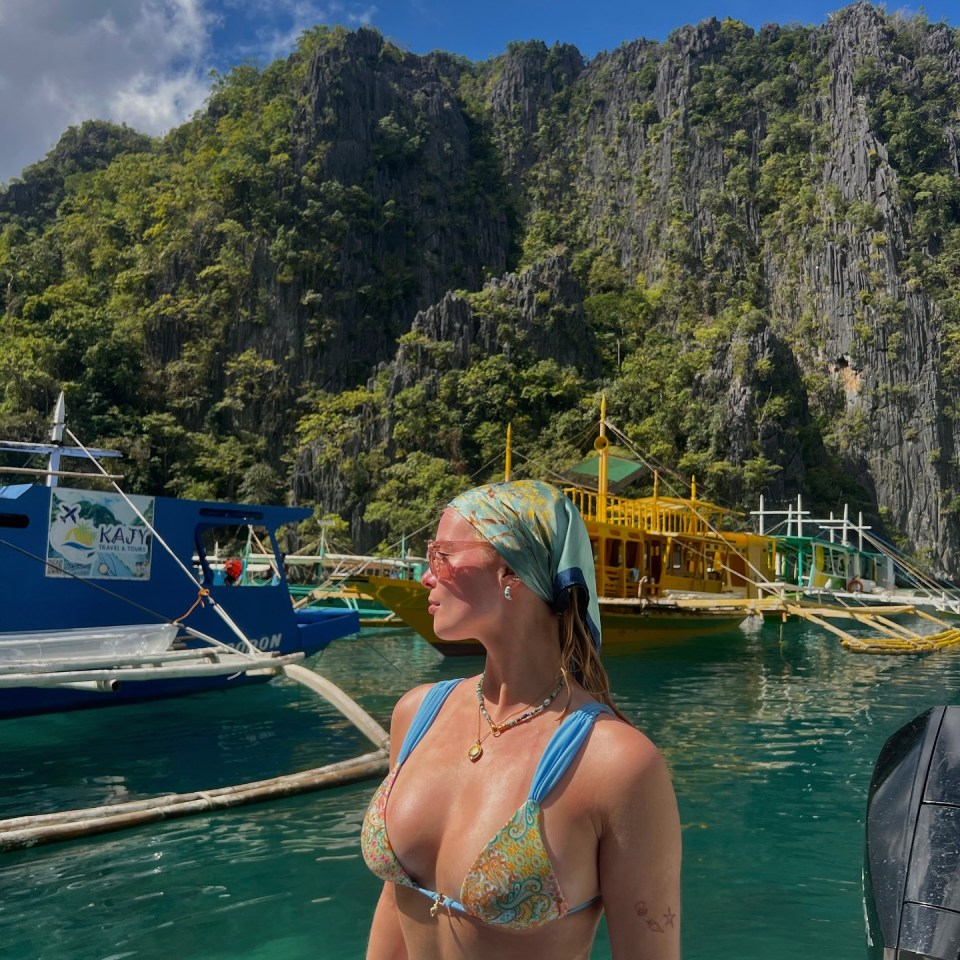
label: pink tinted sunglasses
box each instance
[426,540,493,577]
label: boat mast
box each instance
[595,395,609,522]
[504,422,512,482]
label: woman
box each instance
[362,480,681,959]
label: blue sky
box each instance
[207,0,863,64]
[0,0,953,185]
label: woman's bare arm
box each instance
[364,684,433,960]
[597,726,682,960]
[367,883,409,960]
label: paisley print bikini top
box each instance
[361,678,611,929]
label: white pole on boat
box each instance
[758,494,765,535]
[797,494,804,537]
[63,427,259,657]
[247,527,280,580]
[46,393,66,489]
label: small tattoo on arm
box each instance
[636,902,677,934]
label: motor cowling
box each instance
[864,706,960,959]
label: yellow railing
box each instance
[565,487,722,536]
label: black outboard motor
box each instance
[864,706,960,959]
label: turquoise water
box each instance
[0,620,958,959]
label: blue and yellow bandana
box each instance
[449,480,601,648]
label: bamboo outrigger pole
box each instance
[0,750,389,852]
[0,668,390,853]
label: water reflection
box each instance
[1,625,959,959]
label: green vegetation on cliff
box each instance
[2,6,960,568]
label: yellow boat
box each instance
[350,572,758,655]
[351,398,778,655]
[346,573,469,654]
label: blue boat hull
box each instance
[0,484,360,719]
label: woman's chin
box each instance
[431,620,479,644]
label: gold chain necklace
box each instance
[466,671,566,762]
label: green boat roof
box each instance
[569,455,646,486]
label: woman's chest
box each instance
[385,728,598,895]
[386,743,530,883]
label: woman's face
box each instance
[421,509,504,642]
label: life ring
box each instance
[846,578,864,593]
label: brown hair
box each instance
[559,589,629,723]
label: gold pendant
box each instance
[467,741,483,762]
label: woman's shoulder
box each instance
[387,677,473,756]
[392,681,433,713]
[390,681,438,728]
[391,676,473,718]
[584,711,672,797]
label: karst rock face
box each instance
[6,6,960,570]
[238,27,513,394]
[769,3,960,571]
[286,7,960,568]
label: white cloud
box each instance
[0,0,217,184]
[220,0,377,64]
[110,71,215,133]
[0,0,382,185]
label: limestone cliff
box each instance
[4,6,960,572]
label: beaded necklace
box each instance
[466,671,566,762]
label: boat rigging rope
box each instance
[65,427,259,656]
[0,535,258,660]
[175,588,211,624]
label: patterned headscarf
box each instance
[449,480,601,648]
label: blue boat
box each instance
[0,398,360,720]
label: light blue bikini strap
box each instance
[528,703,613,804]
[396,678,464,765]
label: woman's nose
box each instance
[421,566,437,587]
